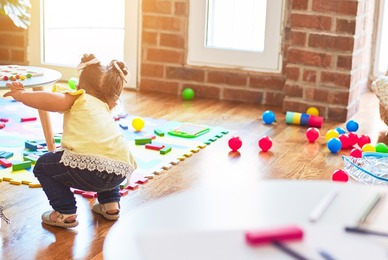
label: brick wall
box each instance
[0,16,28,65]
[140,0,377,121]
[0,0,378,121]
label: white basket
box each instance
[371,71,388,125]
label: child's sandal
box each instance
[41,211,78,228]
[92,202,120,221]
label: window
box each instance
[188,0,284,72]
[376,0,388,75]
[28,0,139,88]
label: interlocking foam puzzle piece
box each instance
[0,98,229,192]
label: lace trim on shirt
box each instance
[59,149,134,177]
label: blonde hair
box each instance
[77,54,128,109]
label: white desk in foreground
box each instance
[104,180,388,260]
[0,66,62,151]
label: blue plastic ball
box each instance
[327,138,342,153]
[346,120,359,132]
[262,110,276,125]
[335,127,347,135]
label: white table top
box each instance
[0,65,62,88]
[104,180,388,260]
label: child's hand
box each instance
[3,82,25,101]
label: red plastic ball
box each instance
[228,136,242,152]
[350,148,362,158]
[357,134,371,149]
[258,136,273,152]
[306,127,320,143]
[332,169,349,182]
[338,134,350,149]
[347,132,358,147]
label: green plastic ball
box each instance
[182,88,195,100]
[68,77,79,90]
[376,142,388,153]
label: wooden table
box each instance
[0,65,62,151]
[104,180,388,260]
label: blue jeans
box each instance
[33,151,126,215]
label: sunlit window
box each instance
[188,0,283,71]
[206,0,266,53]
[377,1,388,74]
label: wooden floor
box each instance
[1,89,387,260]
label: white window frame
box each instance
[28,0,140,88]
[188,0,284,72]
[374,0,388,76]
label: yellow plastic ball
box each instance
[362,144,376,152]
[132,117,145,131]
[306,107,319,116]
[325,129,339,141]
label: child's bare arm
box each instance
[3,82,79,112]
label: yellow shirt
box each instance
[53,85,136,178]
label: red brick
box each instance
[290,14,332,31]
[337,55,352,70]
[207,71,247,87]
[160,33,185,48]
[250,75,285,91]
[141,63,165,77]
[140,79,179,94]
[143,0,172,14]
[166,66,205,81]
[0,34,26,47]
[284,84,303,98]
[312,0,358,16]
[183,83,221,99]
[328,106,350,122]
[265,92,284,106]
[147,48,184,64]
[290,31,306,46]
[285,66,300,81]
[142,31,158,46]
[174,2,188,16]
[308,34,354,52]
[292,0,309,10]
[303,69,317,83]
[223,88,263,103]
[327,90,349,105]
[288,49,332,67]
[11,50,27,64]
[336,19,356,34]
[143,15,182,31]
[321,71,351,88]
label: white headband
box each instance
[113,61,128,83]
[76,58,100,72]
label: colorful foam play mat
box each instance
[0,98,228,197]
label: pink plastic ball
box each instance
[306,127,320,143]
[347,132,358,147]
[332,169,349,182]
[350,148,362,158]
[228,136,242,152]
[258,136,273,152]
[357,134,371,148]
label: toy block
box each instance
[209,137,217,142]
[162,164,172,170]
[215,134,224,138]
[120,189,129,196]
[29,183,42,188]
[145,143,165,151]
[177,156,186,161]
[118,111,128,118]
[125,184,139,190]
[154,129,165,137]
[183,152,193,157]
[135,138,152,145]
[170,159,180,165]
[119,123,128,130]
[82,191,97,198]
[21,117,37,122]
[3,176,12,181]
[73,189,85,195]
[0,118,9,122]
[54,136,62,143]
[159,146,172,155]
[0,158,12,168]
[23,156,38,164]
[136,177,149,184]
[191,147,200,153]
[198,144,207,149]
[0,152,13,159]
[25,141,38,151]
[154,169,164,175]
[0,123,5,129]
[12,161,31,171]
[204,141,212,145]
[10,180,22,185]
